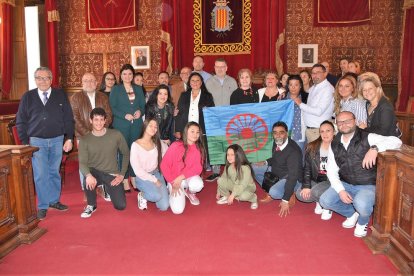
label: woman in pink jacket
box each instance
[160,122,206,214]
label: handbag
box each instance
[262,167,279,193]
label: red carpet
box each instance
[0,159,398,275]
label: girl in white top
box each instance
[130,118,169,211]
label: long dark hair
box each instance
[224,144,254,180]
[139,118,163,170]
[186,72,210,95]
[287,74,305,95]
[119,64,135,84]
[181,122,206,166]
[305,120,335,157]
[99,71,117,92]
[147,84,173,108]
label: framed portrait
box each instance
[298,44,318,67]
[131,46,151,69]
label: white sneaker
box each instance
[137,192,147,210]
[80,205,96,218]
[314,202,323,215]
[103,188,111,202]
[342,212,359,228]
[321,209,332,220]
[354,223,368,237]
[250,202,258,210]
[185,191,200,205]
[216,196,228,205]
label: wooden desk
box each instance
[365,145,414,275]
[0,145,46,258]
[396,112,414,147]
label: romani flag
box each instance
[204,100,295,165]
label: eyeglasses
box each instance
[35,76,51,81]
[82,79,96,83]
[336,118,354,126]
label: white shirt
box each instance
[87,92,96,109]
[327,132,402,193]
[299,79,334,128]
[37,88,52,105]
[188,90,201,123]
[278,137,289,151]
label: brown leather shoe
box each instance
[260,194,273,203]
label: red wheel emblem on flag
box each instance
[225,113,268,153]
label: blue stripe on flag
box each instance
[204,100,295,136]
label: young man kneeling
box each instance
[79,108,130,218]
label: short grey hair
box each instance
[34,67,53,79]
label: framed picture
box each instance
[298,44,318,67]
[131,46,150,69]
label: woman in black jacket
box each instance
[174,72,215,138]
[145,84,174,145]
[358,72,400,137]
[296,120,335,220]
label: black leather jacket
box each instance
[302,145,325,189]
[145,102,174,140]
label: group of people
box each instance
[15,55,402,238]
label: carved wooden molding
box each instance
[404,0,414,9]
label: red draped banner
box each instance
[85,0,138,33]
[1,3,13,99]
[314,0,371,27]
[161,0,286,78]
[45,0,60,87]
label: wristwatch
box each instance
[370,145,379,151]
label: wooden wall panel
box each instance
[56,0,403,90]
[286,0,403,83]
[57,0,163,89]
[11,0,28,100]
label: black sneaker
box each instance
[205,173,220,182]
[49,202,69,211]
[37,209,47,220]
[81,205,97,218]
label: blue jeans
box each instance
[30,135,64,210]
[135,171,169,211]
[268,179,301,199]
[252,163,270,186]
[319,182,376,225]
[295,180,330,203]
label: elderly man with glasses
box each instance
[16,67,74,220]
[70,72,113,199]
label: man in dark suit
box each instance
[136,49,147,66]
[321,61,338,87]
[16,67,74,220]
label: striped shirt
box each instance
[340,97,367,125]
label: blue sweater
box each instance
[16,88,74,144]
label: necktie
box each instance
[275,146,281,152]
[42,91,49,105]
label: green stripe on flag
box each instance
[207,133,274,165]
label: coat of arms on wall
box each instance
[194,0,251,55]
[210,0,234,36]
